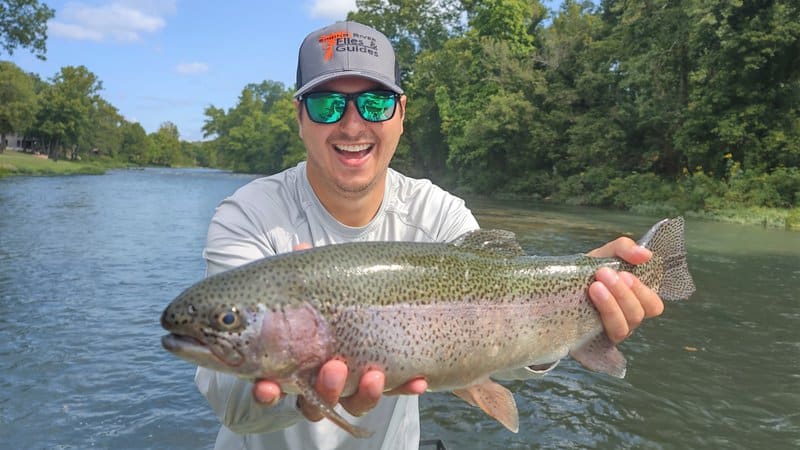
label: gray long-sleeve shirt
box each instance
[195,162,547,450]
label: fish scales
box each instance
[161,217,695,437]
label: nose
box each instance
[337,98,366,136]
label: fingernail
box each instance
[254,385,279,406]
[322,368,345,392]
[591,281,611,302]
[596,267,619,286]
[619,271,635,288]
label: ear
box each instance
[399,95,407,134]
[294,99,304,139]
[399,95,407,120]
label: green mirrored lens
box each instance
[304,91,397,124]
[305,94,346,123]
[356,92,397,122]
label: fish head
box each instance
[160,267,333,383]
[160,274,271,378]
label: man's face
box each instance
[296,76,406,200]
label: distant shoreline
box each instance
[2,150,796,231]
[0,149,118,177]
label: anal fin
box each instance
[292,375,373,438]
[570,333,627,378]
[453,379,519,433]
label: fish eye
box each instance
[215,307,242,330]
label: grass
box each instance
[0,150,113,177]
[684,206,799,230]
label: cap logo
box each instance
[318,30,380,62]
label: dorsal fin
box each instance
[451,229,524,257]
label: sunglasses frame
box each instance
[300,90,400,124]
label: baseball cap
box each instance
[295,21,402,98]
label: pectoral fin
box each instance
[453,379,519,433]
[291,375,373,438]
[570,333,627,378]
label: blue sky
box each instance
[7,0,560,142]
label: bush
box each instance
[725,166,800,208]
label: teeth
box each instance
[335,144,371,153]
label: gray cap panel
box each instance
[295,21,402,98]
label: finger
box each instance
[293,242,312,251]
[385,377,428,396]
[588,237,651,264]
[619,271,664,318]
[589,280,628,343]
[298,360,347,422]
[252,380,283,406]
[599,267,646,331]
[340,370,385,417]
[591,267,644,343]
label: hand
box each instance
[252,361,428,420]
[252,242,428,420]
[587,237,664,343]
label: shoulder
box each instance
[205,164,309,268]
[385,169,479,242]
[388,168,465,205]
[222,164,307,224]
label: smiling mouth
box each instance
[334,143,373,158]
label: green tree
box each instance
[349,0,464,74]
[267,94,305,169]
[81,97,122,158]
[34,65,102,159]
[203,81,299,174]
[0,0,55,60]
[462,0,545,50]
[677,0,800,173]
[404,0,548,191]
[118,121,148,164]
[149,121,181,166]
[0,61,38,151]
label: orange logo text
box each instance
[319,31,352,61]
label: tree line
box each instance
[2,0,798,214]
[0,61,207,166]
[204,0,800,213]
[0,0,204,166]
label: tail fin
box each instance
[637,217,696,301]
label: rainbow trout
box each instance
[161,217,694,437]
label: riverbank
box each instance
[0,150,121,177]
[472,192,800,231]
[3,151,796,230]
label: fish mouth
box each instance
[161,333,245,367]
[162,333,213,357]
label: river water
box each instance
[1,168,797,449]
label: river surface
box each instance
[1,168,797,449]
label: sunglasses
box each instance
[300,90,400,124]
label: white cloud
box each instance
[48,21,104,42]
[309,0,356,20]
[49,1,175,42]
[175,62,209,75]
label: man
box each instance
[195,21,663,450]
